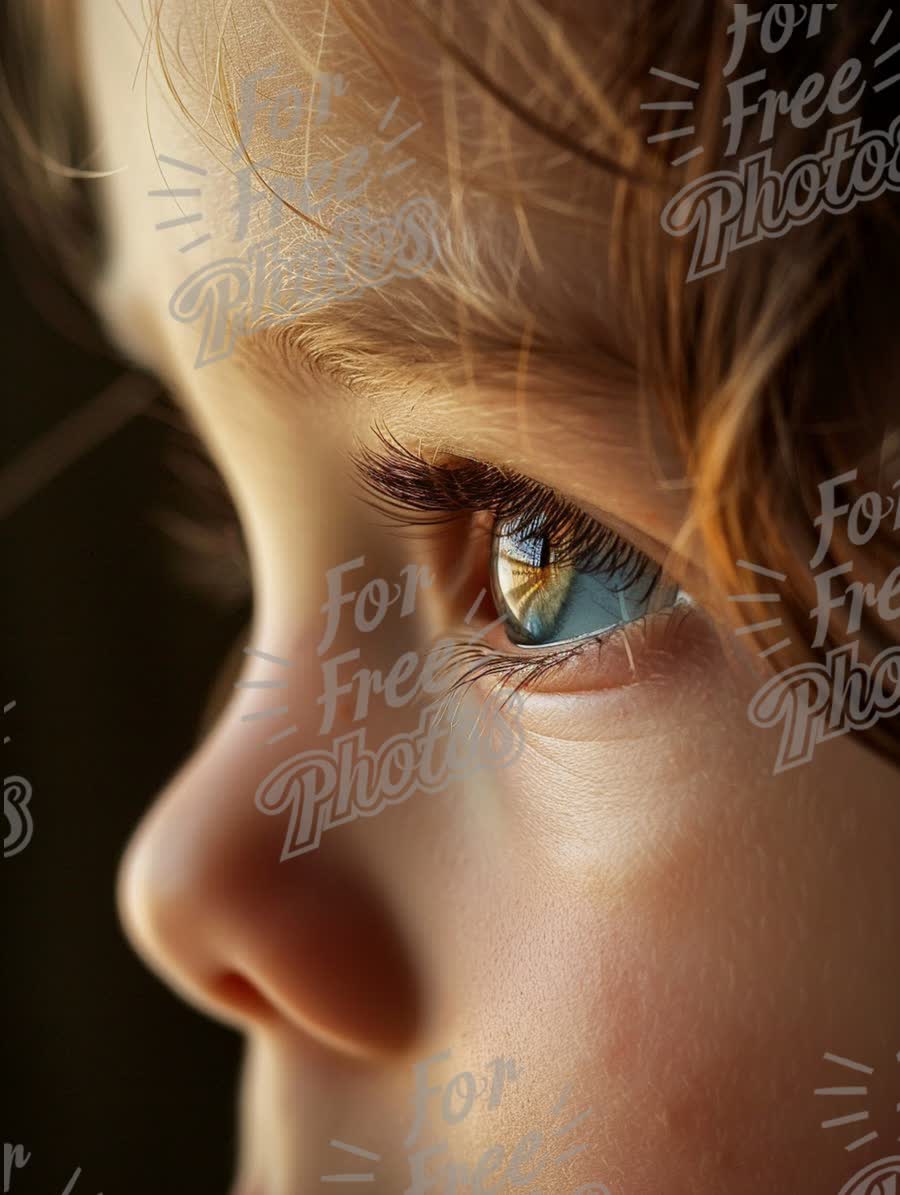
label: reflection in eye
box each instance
[492,514,681,648]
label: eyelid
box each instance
[353,424,694,588]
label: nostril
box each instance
[210,971,277,1023]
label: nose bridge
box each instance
[117,549,433,1055]
[251,551,442,861]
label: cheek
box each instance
[473,640,899,1192]
[572,798,898,1194]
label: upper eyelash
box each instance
[352,426,663,596]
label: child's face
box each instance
[78,3,899,1193]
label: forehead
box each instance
[81,0,631,388]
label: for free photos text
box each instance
[403,1050,609,1195]
[745,467,900,772]
[157,64,439,366]
[3,699,33,859]
[254,556,525,859]
[3,1145,98,1195]
[321,1049,611,1194]
[653,4,900,280]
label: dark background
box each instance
[1,184,250,1192]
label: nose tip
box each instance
[115,726,423,1055]
[115,784,269,1026]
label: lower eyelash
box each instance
[430,598,696,710]
[426,624,607,713]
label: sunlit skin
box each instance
[73,2,900,1193]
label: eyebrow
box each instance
[234,279,639,416]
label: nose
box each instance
[117,576,427,1060]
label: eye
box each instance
[491,512,681,648]
[352,428,695,696]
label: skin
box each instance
[73,2,900,1193]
